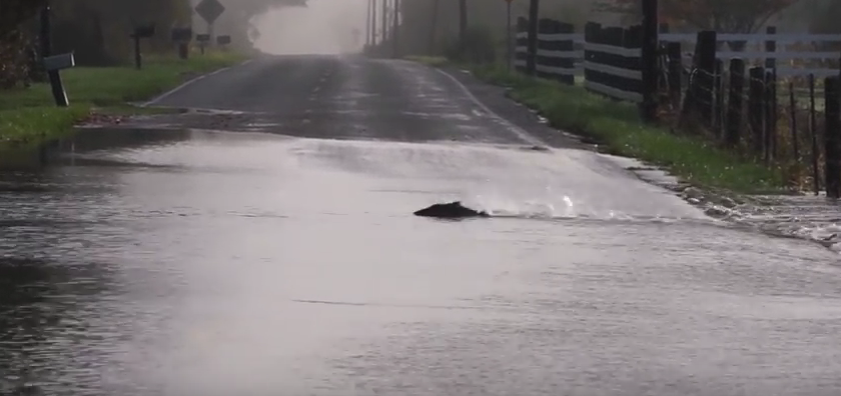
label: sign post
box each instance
[194,0,226,47]
[196,34,211,54]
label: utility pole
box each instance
[392,0,400,58]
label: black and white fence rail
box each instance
[582,22,644,103]
[513,19,646,103]
[513,17,582,84]
[513,22,841,83]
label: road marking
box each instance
[434,68,546,147]
[141,59,252,107]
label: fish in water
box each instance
[413,201,490,218]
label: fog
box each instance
[252,0,369,55]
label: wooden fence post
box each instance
[666,42,682,107]
[515,17,528,73]
[748,66,765,154]
[809,73,820,195]
[725,58,745,147]
[526,0,539,76]
[764,69,778,163]
[695,31,717,128]
[535,18,552,79]
[713,59,723,135]
[824,76,841,198]
[640,0,659,122]
[607,26,624,101]
[625,25,644,108]
[764,26,776,70]
[583,22,599,89]
[558,21,575,85]
[788,81,799,161]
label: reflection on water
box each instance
[1,128,840,395]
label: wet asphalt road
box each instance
[2,54,841,396]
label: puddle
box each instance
[0,128,196,172]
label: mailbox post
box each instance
[196,34,211,54]
[39,2,70,107]
[131,24,156,69]
[43,53,75,107]
[171,27,194,60]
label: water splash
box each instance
[685,192,841,253]
[463,192,695,225]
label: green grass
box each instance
[467,64,784,194]
[404,55,451,67]
[0,51,246,148]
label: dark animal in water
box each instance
[413,201,490,218]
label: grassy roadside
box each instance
[0,51,246,148]
[406,56,784,194]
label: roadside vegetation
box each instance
[386,0,841,194]
[1,0,304,149]
[0,51,245,148]
[405,55,782,193]
[469,65,783,193]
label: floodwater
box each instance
[1,128,841,396]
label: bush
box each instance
[443,25,496,64]
[0,30,37,90]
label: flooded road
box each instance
[3,55,841,396]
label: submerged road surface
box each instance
[2,54,841,396]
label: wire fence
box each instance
[512,16,841,195]
[673,59,837,195]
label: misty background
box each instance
[1,0,840,77]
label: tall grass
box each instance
[0,51,245,147]
[469,64,783,193]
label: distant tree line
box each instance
[393,0,841,61]
[0,0,308,90]
[390,0,592,62]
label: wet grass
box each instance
[0,51,245,148]
[404,55,451,67]
[467,64,783,193]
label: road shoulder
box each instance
[434,65,593,150]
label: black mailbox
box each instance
[133,24,156,38]
[171,27,193,42]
